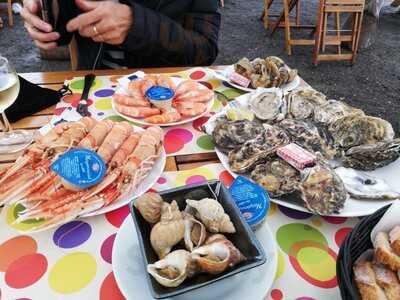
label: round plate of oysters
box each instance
[204,87,400,217]
[213,56,300,93]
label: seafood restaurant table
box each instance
[0,67,358,300]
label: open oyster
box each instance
[249,89,285,122]
[286,88,327,120]
[342,138,400,171]
[234,57,254,79]
[212,118,265,154]
[313,99,364,125]
[147,250,195,287]
[250,156,300,197]
[299,162,347,215]
[329,115,395,149]
[228,124,290,173]
[278,119,337,159]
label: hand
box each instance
[21,0,60,50]
[67,0,133,45]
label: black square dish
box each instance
[130,180,267,299]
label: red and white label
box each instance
[277,143,316,170]
[229,72,251,88]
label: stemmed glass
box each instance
[0,56,34,153]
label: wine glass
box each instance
[0,56,34,154]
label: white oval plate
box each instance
[82,125,166,217]
[213,65,300,94]
[112,75,214,127]
[112,216,278,300]
[204,97,399,217]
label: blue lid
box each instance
[229,176,270,227]
[145,86,175,101]
[51,149,106,189]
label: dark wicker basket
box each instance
[337,204,391,300]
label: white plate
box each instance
[82,125,166,217]
[112,216,278,300]
[213,65,300,94]
[204,96,399,217]
[112,73,214,127]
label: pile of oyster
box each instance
[234,56,298,89]
[134,192,246,288]
[211,87,400,215]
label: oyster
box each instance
[287,88,327,120]
[278,119,337,159]
[183,212,207,251]
[234,57,254,79]
[249,89,285,122]
[299,162,348,215]
[250,156,300,197]
[191,234,246,275]
[185,198,236,233]
[329,115,395,149]
[134,192,164,224]
[150,201,185,258]
[335,167,400,200]
[313,99,364,125]
[212,118,265,153]
[342,139,400,171]
[228,124,290,173]
[147,250,195,287]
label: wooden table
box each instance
[0,67,223,173]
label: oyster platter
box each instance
[204,86,400,217]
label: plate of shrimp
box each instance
[0,117,166,232]
[112,73,215,126]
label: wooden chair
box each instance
[313,0,365,65]
[7,0,13,26]
[261,0,302,30]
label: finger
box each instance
[25,23,60,42]
[66,9,103,32]
[79,19,113,38]
[21,7,52,32]
[23,0,40,14]
[75,0,101,12]
[34,40,58,50]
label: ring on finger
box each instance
[93,25,99,36]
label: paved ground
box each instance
[0,2,399,132]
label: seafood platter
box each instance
[127,181,269,299]
[0,117,166,232]
[213,56,300,93]
[112,72,214,126]
[204,87,400,217]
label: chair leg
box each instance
[296,0,301,26]
[322,13,328,52]
[352,11,363,64]
[313,0,325,65]
[7,0,13,27]
[263,0,270,29]
[283,0,292,55]
[335,12,341,54]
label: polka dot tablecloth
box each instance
[50,68,246,157]
[0,163,358,300]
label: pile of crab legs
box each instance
[0,117,163,232]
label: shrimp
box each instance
[175,89,214,103]
[176,102,207,117]
[114,102,161,118]
[144,111,182,124]
[78,119,114,150]
[175,80,200,97]
[108,133,141,171]
[157,74,177,91]
[113,94,150,107]
[140,75,158,95]
[128,79,144,94]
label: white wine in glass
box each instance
[0,56,34,154]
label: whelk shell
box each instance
[134,192,164,224]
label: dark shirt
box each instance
[56,0,221,70]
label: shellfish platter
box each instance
[212,56,300,93]
[112,72,214,126]
[0,118,166,232]
[129,181,268,299]
[204,87,400,217]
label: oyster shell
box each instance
[212,118,265,154]
[250,156,300,197]
[147,250,195,287]
[249,89,285,122]
[313,99,364,125]
[335,167,400,200]
[278,119,337,159]
[234,57,254,79]
[150,201,185,258]
[185,198,236,233]
[183,212,207,251]
[228,124,290,173]
[134,192,163,224]
[299,162,348,215]
[287,88,327,120]
[342,139,400,171]
[329,115,395,149]
[191,234,246,275]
